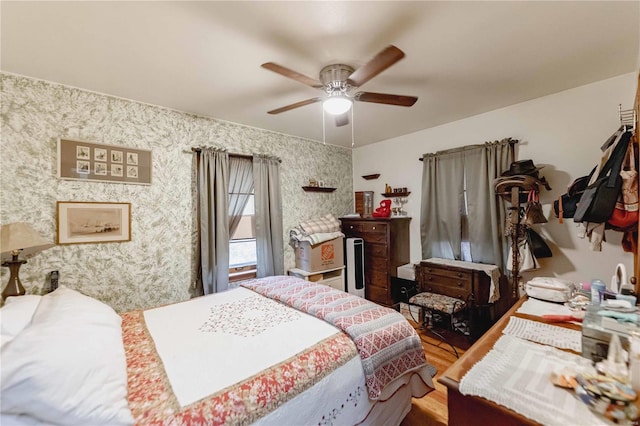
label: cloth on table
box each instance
[460,335,605,426]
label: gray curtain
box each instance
[465,141,512,269]
[421,140,513,267]
[196,148,230,295]
[253,154,284,277]
[420,151,466,260]
[228,156,254,236]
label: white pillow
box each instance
[1,286,134,425]
[1,295,42,344]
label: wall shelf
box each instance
[362,174,380,180]
[302,186,336,193]
[382,192,410,197]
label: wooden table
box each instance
[438,297,581,425]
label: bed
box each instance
[0,275,436,425]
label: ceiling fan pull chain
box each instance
[351,106,355,148]
[322,106,326,145]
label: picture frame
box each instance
[56,201,131,245]
[58,139,151,185]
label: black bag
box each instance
[573,131,632,223]
[527,228,552,258]
[553,172,593,221]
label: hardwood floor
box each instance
[401,325,471,426]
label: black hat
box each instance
[501,159,544,177]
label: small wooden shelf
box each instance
[362,174,380,180]
[302,186,336,193]
[382,191,411,197]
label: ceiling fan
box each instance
[261,45,418,127]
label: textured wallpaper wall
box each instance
[0,74,353,312]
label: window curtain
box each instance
[253,154,284,277]
[421,140,513,268]
[228,156,254,236]
[465,141,512,270]
[420,151,466,260]
[195,147,230,296]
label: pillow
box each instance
[1,295,42,343]
[1,286,134,425]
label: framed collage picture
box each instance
[56,201,131,245]
[57,139,152,185]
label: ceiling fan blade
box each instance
[267,97,321,114]
[354,91,418,107]
[346,45,405,88]
[335,113,349,127]
[261,62,323,89]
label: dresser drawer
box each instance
[422,264,473,281]
[366,285,390,305]
[365,243,387,259]
[368,268,389,288]
[421,272,472,293]
[361,232,387,244]
[342,222,363,234]
[362,222,387,233]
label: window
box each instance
[229,194,257,282]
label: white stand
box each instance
[287,266,346,292]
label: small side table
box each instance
[287,266,346,292]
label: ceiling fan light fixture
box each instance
[323,96,352,115]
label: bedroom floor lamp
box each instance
[1,222,54,300]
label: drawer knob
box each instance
[372,226,376,230]
[350,225,354,229]
[457,273,463,278]
[457,282,463,287]
[427,287,433,292]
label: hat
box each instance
[501,159,544,177]
[494,175,542,203]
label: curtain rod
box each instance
[418,139,518,161]
[184,147,281,163]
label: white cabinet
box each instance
[287,266,345,292]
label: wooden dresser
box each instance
[416,259,513,339]
[339,217,410,306]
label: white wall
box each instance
[353,72,637,286]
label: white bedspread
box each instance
[143,287,340,407]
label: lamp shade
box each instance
[323,97,352,115]
[1,222,54,262]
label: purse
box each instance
[522,190,547,225]
[507,238,539,272]
[608,140,638,230]
[574,131,631,223]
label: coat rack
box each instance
[508,187,523,299]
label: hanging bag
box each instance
[573,131,632,223]
[608,139,638,230]
[553,171,593,223]
[527,227,552,258]
[522,190,547,225]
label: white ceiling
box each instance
[2,1,639,148]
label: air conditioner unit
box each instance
[345,238,365,298]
